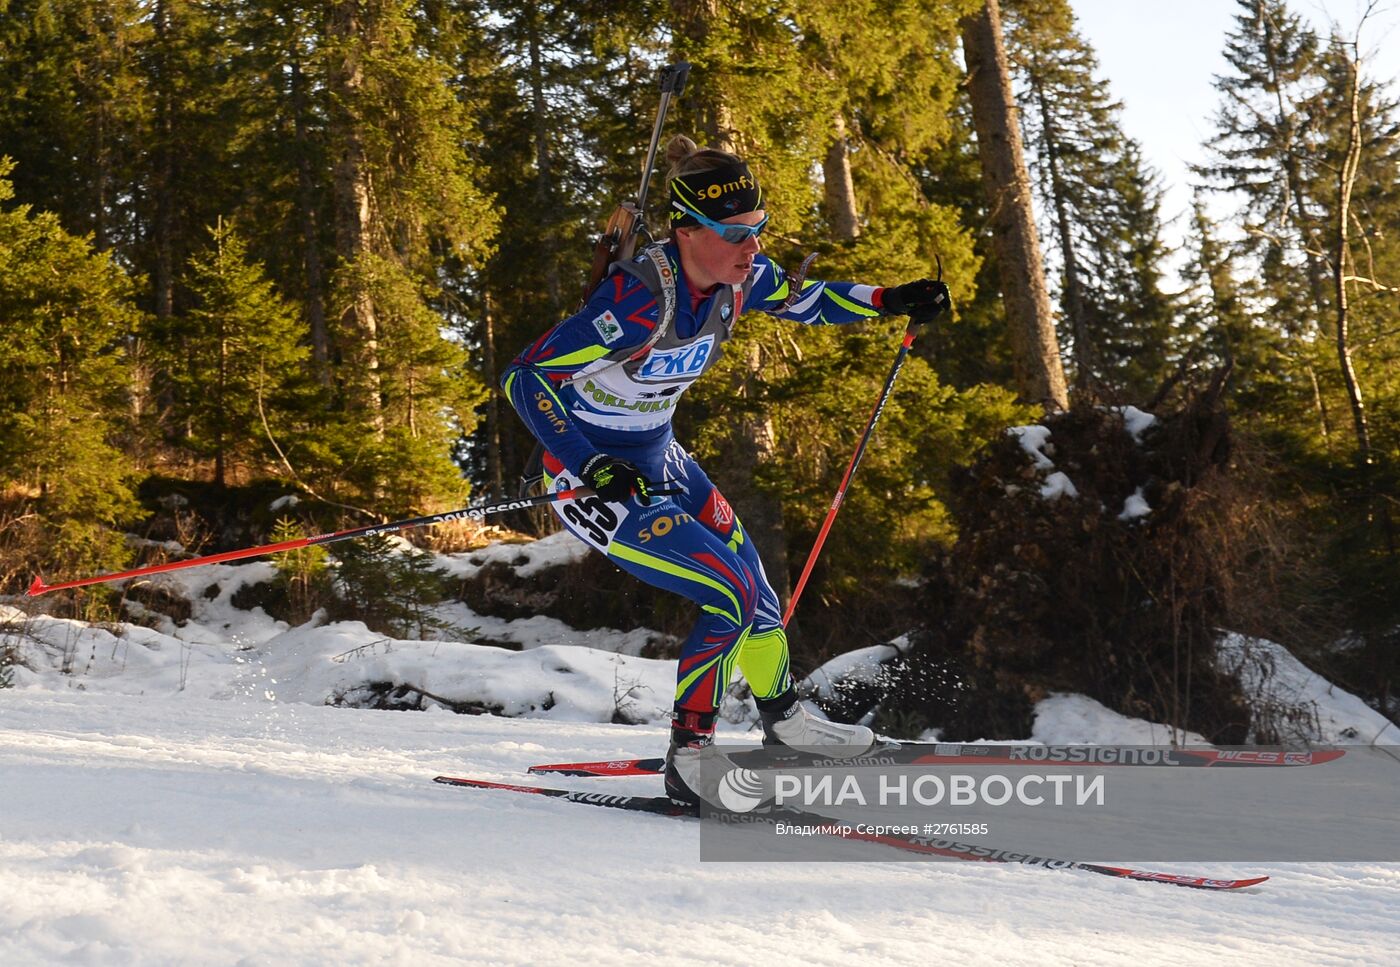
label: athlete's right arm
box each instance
[500,274,662,475]
[501,362,597,474]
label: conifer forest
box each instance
[2,0,1397,737]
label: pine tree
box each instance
[312,0,498,511]
[1196,0,1341,457]
[172,219,310,487]
[792,0,983,284]
[139,0,240,323]
[0,0,148,249]
[1180,193,1287,417]
[1002,0,1179,400]
[219,1,335,381]
[1198,0,1327,338]
[1305,26,1400,465]
[0,158,144,584]
[1196,2,1400,724]
[1307,25,1400,710]
[1200,1,1400,462]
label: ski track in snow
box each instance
[3,541,1397,964]
[3,691,1399,967]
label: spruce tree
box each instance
[1196,3,1400,723]
[0,0,148,249]
[1197,0,1327,341]
[172,219,310,487]
[1180,193,1287,418]
[219,1,335,380]
[0,159,144,584]
[138,0,239,322]
[461,0,652,497]
[1307,28,1400,709]
[313,0,498,511]
[1305,29,1400,465]
[1200,1,1400,462]
[1002,0,1179,400]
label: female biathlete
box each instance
[502,135,949,805]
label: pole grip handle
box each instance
[660,62,690,95]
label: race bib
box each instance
[550,469,629,552]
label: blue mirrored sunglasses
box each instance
[675,204,769,244]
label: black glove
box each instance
[881,278,951,320]
[580,453,652,505]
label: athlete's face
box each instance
[676,209,766,291]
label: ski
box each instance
[529,757,667,777]
[434,775,695,815]
[527,743,1345,777]
[432,775,1268,892]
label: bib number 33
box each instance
[554,472,627,551]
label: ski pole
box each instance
[27,486,681,597]
[783,265,947,627]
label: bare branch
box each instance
[255,361,380,522]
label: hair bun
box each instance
[664,134,699,170]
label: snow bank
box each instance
[262,625,674,723]
[6,529,1392,750]
[0,563,675,724]
[1031,694,1209,745]
[435,530,591,580]
[1218,633,1399,745]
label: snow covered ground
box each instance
[3,544,1399,965]
[4,691,1400,967]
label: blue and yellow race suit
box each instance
[502,241,885,714]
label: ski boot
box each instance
[663,708,717,808]
[758,689,875,758]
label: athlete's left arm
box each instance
[744,254,888,325]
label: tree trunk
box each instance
[329,0,384,433]
[961,0,1069,411]
[823,114,860,240]
[482,290,505,498]
[524,1,562,311]
[670,0,737,152]
[1332,49,1371,464]
[1259,12,1330,322]
[1033,74,1091,389]
[291,53,331,386]
[152,0,175,319]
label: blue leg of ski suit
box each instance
[542,438,792,714]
